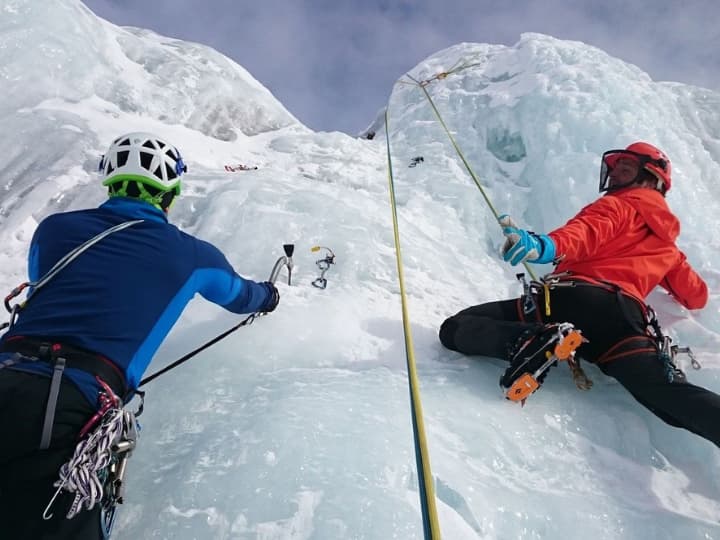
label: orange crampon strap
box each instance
[554,330,584,360]
[505,373,541,403]
[505,328,587,404]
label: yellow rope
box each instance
[384,110,442,539]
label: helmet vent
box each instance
[117,150,129,168]
[165,163,177,180]
[118,138,130,146]
[142,140,155,149]
[126,182,141,197]
[140,151,154,170]
[153,165,163,179]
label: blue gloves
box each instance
[499,214,556,266]
[260,282,280,313]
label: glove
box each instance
[499,214,556,266]
[260,282,280,313]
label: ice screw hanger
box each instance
[311,246,335,289]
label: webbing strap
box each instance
[4,219,144,320]
[0,352,24,369]
[30,220,144,297]
[40,357,66,450]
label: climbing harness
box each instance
[0,339,128,450]
[310,246,335,289]
[519,271,701,386]
[0,342,133,535]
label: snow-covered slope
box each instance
[1,2,719,538]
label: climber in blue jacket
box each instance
[0,132,279,539]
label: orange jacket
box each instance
[548,187,708,309]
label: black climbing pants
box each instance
[439,284,720,448]
[0,369,102,540]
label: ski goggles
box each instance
[599,149,667,192]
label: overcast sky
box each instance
[83,0,719,135]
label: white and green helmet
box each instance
[99,132,187,209]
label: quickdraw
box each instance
[311,246,335,289]
[43,378,143,539]
[647,305,702,378]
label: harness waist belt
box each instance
[1,337,127,398]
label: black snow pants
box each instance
[0,369,103,540]
[439,284,720,448]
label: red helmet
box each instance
[600,141,672,194]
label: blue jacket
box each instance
[1,197,274,404]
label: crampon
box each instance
[500,322,586,405]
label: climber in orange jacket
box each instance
[548,173,707,309]
[440,142,718,447]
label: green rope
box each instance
[384,110,442,540]
[404,72,538,281]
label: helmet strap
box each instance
[159,190,176,212]
[108,180,176,211]
[641,169,667,196]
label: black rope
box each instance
[139,313,258,387]
[138,247,293,387]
